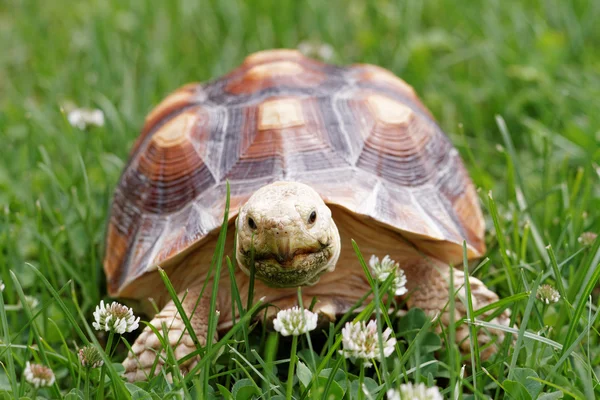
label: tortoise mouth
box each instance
[251,241,330,265]
[240,244,334,287]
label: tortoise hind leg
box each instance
[402,257,511,360]
[123,285,218,382]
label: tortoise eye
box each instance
[248,217,257,230]
[308,211,317,224]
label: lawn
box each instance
[1,0,600,398]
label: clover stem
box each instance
[286,335,299,399]
[530,304,548,367]
[373,360,382,385]
[97,331,114,400]
[84,369,90,400]
[358,363,365,400]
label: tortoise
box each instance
[104,49,510,382]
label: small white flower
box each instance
[297,41,313,55]
[578,232,597,246]
[78,345,104,369]
[297,41,334,61]
[341,320,396,367]
[369,255,407,296]
[0,280,4,292]
[67,107,105,129]
[273,306,318,336]
[386,382,443,400]
[537,284,560,304]
[18,296,39,309]
[23,362,55,388]
[92,300,140,334]
[317,44,334,61]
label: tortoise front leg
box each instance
[402,257,511,360]
[123,286,218,382]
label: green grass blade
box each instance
[462,241,480,392]
[487,191,516,293]
[158,267,201,339]
[496,115,549,265]
[203,181,231,398]
[470,321,563,351]
[27,264,129,398]
[246,234,257,312]
[471,292,530,319]
[560,259,600,356]
[178,297,267,388]
[507,273,542,379]
[546,305,600,390]
[226,256,250,353]
[0,285,18,397]
[447,258,457,399]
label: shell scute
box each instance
[104,49,485,296]
[130,83,203,158]
[120,108,216,214]
[350,64,416,96]
[348,64,433,119]
[258,97,305,130]
[242,49,305,66]
[225,56,328,96]
[223,96,350,182]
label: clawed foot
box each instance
[450,275,511,360]
[123,315,200,382]
[123,292,213,382]
[407,265,511,360]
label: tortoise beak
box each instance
[260,227,322,267]
[273,235,291,263]
[275,249,293,264]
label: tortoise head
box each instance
[235,181,341,287]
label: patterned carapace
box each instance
[104,49,485,296]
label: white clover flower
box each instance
[537,284,560,304]
[78,345,104,369]
[387,382,443,400]
[297,41,313,55]
[23,362,55,388]
[369,255,408,296]
[578,232,597,246]
[67,107,105,129]
[297,41,334,61]
[341,320,396,367]
[273,306,318,336]
[92,300,140,334]
[317,44,334,61]
[18,296,39,309]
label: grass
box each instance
[1,0,600,398]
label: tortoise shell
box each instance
[104,49,485,297]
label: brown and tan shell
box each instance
[104,49,485,297]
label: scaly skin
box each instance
[122,182,509,381]
[235,181,341,287]
[122,284,216,382]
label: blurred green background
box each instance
[2,0,600,321]
[1,0,599,393]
